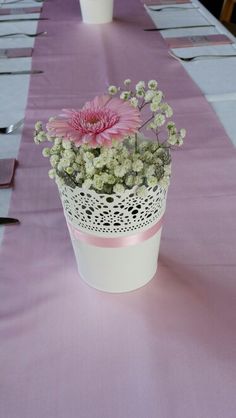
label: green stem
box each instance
[139,114,154,130]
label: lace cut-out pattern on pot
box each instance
[59,184,167,234]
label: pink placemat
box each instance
[0,1,236,417]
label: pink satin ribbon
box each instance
[68,216,164,248]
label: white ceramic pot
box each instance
[59,184,167,293]
[79,0,114,24]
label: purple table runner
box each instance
[1,1,236,417]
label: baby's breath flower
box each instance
[84,151,94,161]
[82,179,92,190]
[120,91,131,101]
[37,131,47,142]
[156,165,165,180]
[35,121,42,131]
[75,154,83,164]
[80,144,90,152]
[147,176,158,187]
[58,157,71,169]
[168,134,177,145]
[132,153,141,162]
[65,166,73,175]
[124,79,131,86]
[158,149,171,165]
[155,148,164,156]
[114,165,127,177]
[93,156,105,169]
[134,175,143,186]
[63,149,75,162]
[138,141,149,151]
[93,175,104,191]
[106,159,119,170]
[136,81,145,90]
[137,185,148,198]
[155,157,163,166]
[55,176,65,187]
[46,133,54,142]
[150,102,159,112]
[136,90,145,98]
[33,135,41,144]
[144,90,155,102]
[50,144,61,154]
[85,162,95,176]
[145,165,155,176]
[119,148,129,159]
[123,159,132,170]
[143,151,153,163]
[148,80,158,90]
[62,139,72,149]
[159,175,170,188]
[54,137,62,146]
[167,121,176,131]
[75,172,85,182]
[107,174,116,184]
[108,85,118,95]
[113,183,125,194]
[111,141,123,150]
[176,136,184,146]
[128,135,136,146]
[42,147,51,157]
[48,168,56,179]
[152,91,163,104]
[132,160,144,172]
[101,172,109,183]
[164,164,172,175]
[125,175,135,187]
[180,128,186,138]
[72,163,80,171]
[130,97,139,108]
[160,103,173,117]
[154,114,165,127]
[147,122,156,131]
[150,143,159,152]
[50,155,59,167]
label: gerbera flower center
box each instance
[70,108,120,134]
[87,115,100,124]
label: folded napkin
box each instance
[144,0,190,5]
[0,7,41,16]
[165,34,233,48]
[0,48,33,59]
[0,159,17,188]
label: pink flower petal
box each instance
[46,95,141,147]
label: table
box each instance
[0,1,236,417]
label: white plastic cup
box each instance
[79,0,114,24]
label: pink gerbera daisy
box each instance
[46,95,141,148]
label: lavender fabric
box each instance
[1,1,236,417]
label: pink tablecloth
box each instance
[0,1,236,417]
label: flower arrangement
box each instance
[34,79,185,197]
